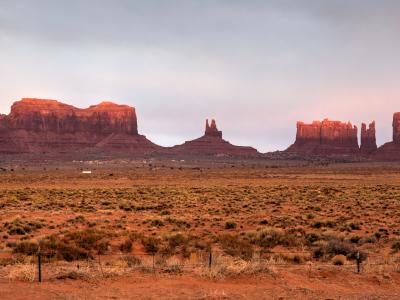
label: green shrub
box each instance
[225,221,237,229]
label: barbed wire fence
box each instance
[1,248,399,282]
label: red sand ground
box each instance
[1,268,400,299]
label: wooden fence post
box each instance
[209,250,212,269]
[37,253,42,283]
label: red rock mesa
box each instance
[169,119,258,156]
[286,119,359,155]
[0,98,159,154]
[360,121,377,154]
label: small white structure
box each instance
[82,170,92,174]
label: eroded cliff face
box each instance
[0,98,158,154]
[170,119,258,156]
[286,119,359,155]
[360,122,377,154]
[7,98,138,135]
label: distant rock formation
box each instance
[360,121,377,154]
[169,119,258,156]
[393,112,400,143]
[205,119,222,138]
[374,113,400,160]
[286,119,359,155]
[0,98,159,154]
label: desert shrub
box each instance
[34,230,110,261]
[391,240,400,252]
[325,239,366,262]
[166,233,188,249]
[225,221,237,229]
[150,219,164,227]
[348,222,361,230]
[13,241,39,255]
[141,237,160,254]
[332,255,346,265]
[4,218,44,236]
[313,247,324,259]
[350,235,361,244]
[165,217,191,228]
[119,239,133,253]
[326,239,355,256]
[55,242,90,261]
[312,220,336,229]
[305,233,320,245]
[218,234,253,260]
[247,228,299,248]
[65,229,109,254]
[122,255,141,267]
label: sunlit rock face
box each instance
[0,98,159,154]
[286,119,359,155]
[7,98,138,135]
[169,119,258,156]
[360,121,377,154]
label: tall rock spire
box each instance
[204,119,222,138]
[360,121,377,154]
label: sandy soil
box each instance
[1,268,400,299]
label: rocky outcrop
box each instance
[170,119,258,156]
[0,98,159,154]
[205,119,222,138]
[286,119,359,155]
[360,121,377,154]
[374,113,400,160]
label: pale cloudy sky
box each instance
[1,0,400,151]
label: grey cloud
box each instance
[1,0,400,151]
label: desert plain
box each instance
[0,158,399,299]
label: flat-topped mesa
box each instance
[287,118,359,155]
[205,119,222,138]
[8,98,138,135]
[360,121,377,154]
[0,98,160,154]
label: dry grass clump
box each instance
[7,264,36,282]
[332,255,347,265]
[202,254,272,279]
[246,227,302,248]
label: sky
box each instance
[1,0,400,152]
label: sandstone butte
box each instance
[0,98,258,156]
[286,118,377,155]
[373,113,400,160]
[0,98,159,154]
[169,119,258,156]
